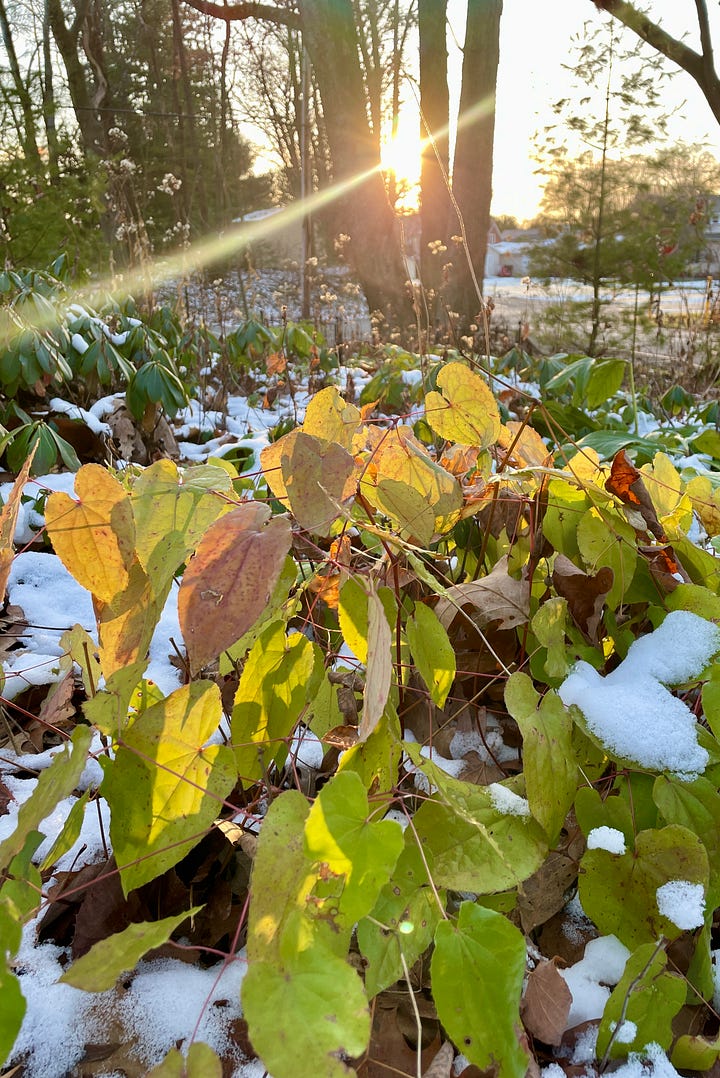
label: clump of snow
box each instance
[562,892,595,945]
[587,826,627,855]
[570,1025,598,1064]
[559,935,630,1028]
[559,610,720,777]
[612,1019,639,1045]
[488,782,531,817]
[656,880,705,930]
[48,397,111,436]
[610,1043,682,1077]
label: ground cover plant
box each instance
[5,283,720,1077]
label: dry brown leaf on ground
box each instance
[552,555,613,645]
[521,959,572,1046]
[422,1040,455,1078]
[434,555,530,632]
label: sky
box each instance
[401,0,720,222]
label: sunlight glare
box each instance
[382,116,422,212]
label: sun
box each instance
[381,116,422,212]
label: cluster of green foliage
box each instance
[4,339,720,1074]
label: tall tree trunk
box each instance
[184,0,413,328]
[42,0,61,182]
[46,0,106,156]
[0,0,42,166]
[418,0,450,313]
[450,0,502,330]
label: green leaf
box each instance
[424,363,501,448]
[543,479,592,560]
[304,771,403,926]
[577,506,637,609]
[672,1031,720,1071]
[338,577,396,666]
[83,660,148,736]
[0,725,92,874]
[131,460,233,596]
[530,597,571,680]
[337,707,401,800]
[59,908,203,991]
[104,681,236,895]
[574,786,633,848]
[242,942,370,1078]
[507,686,577,845]
[432,902,527,1078]
[406,602,456,708]
[579,824,709,950]
[357,839,443,997]
[597,942,685,1060]
[232,623,322,785]
[653,774,720,907]
[408,749,547,893]
[0,956,25,1068]
[586,358,627,409]
[40,790,90,872]
[146,1043,223,1077]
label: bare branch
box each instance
[181,0,301,30]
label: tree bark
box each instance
[449,0,502,330]
[184,0,413,327]
[418,0,450,307]
[0,0,42,166]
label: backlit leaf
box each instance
[59,908,203,991]
[406,602,456,708]
[373,478,436,546]
[302,385,362,450]
[178,501,292,673]
[104,681,236,895]
[359,583,393,741]
[45,463,135,603]
[0,447,35,601]
[279,430,356,535]
[96,561,163,678]
[0,955,25,1068]
[131,460,233,595]
[232,623,322,785]
[304,771,403,926]
[424,363,501,448]
[577,506,637,609]
[432,902,527,1078]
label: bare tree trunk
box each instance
[449,0,502,330]
[0,0,42,166]
[418,0,450,314]
[42,0,61,182]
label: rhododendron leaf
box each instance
[178,501,292,673]
[425,363,501,448]
[45,463,135,603]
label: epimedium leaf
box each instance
[59,907,203,991]
[232,622,323,786]
[357,838,444,998]
[83,659,149,736]
[131,459,233,596]
[302,385,362,451]
[95,560,163,679]
[280,430,356,536]
[373,477,436,547]
[597,942,685,1061]
[242,941,370,1078]
[304,771,403,926]
[0,725,92,874]
[406,602,456,709]
[576,505,637,610]
[103,681,236,895]
[0,953,25,1069]
[178,501,292,674]
[44,463,135,604]
[432,901,527,1078]
[652,774,720,908]
[39,789,90,872]
[579,824,710,950]
[359,582,393,741]
[529,596,570,680]
[362,433,462,536]
[505,682,577,845]
[337,577,397,666]
[337,706,401,802]
[59,623,102,699]
[424,362,501,449]
[146,1043,223,1078]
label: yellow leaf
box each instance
[302,386,362,451]
[97,561,162,678]
[687,475,720,537]
[280,431,357,535]
[640,452,693,536]
[363,435,462,536]
[425,363,501,448]
[497,422,552,468]
[0,445,36,600]
[45,463,135,603]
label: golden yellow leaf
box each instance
[302,386,362,451]
[497,422,552,468]
[424,363,501,448]
[687,475,720,537]
[0,445,36,601]
[45,463,135,603]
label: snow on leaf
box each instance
[44,463,135,604]
[178,501,292,673]
[596,942,685,1060]
[424,362,501,448]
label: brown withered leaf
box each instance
[321,724,359,749]
[638,543,689,594]
[178,501,292,673]
[434,556,530,632]
[605,450,665,540]
[0,778,13,817]
[521,960,572,1046]
[552,555,613,645]
[355,993,441,1077]
[266,351,287,377]
[458,750,505,786]
[422,1041,455,1078]
[516,846,582,935]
